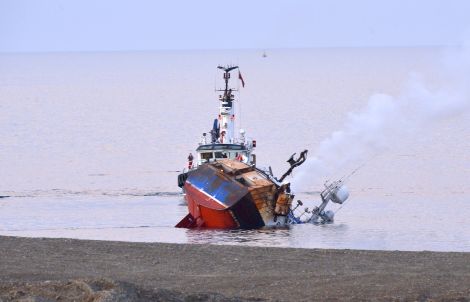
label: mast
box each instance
[216,65,239,143]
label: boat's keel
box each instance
[175,213,200,228]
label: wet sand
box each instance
[1,236,469,301]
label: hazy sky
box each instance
[1,0,470,52]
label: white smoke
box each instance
[293,44,470,191]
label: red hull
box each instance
[185,184,238,228]
[176,162,266,229]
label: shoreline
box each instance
[1,235,469,301]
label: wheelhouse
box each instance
[196,143,253,165]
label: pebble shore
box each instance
[1,236,469,301]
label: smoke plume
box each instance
[293,44,470,191]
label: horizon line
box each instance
[0,44,461,55]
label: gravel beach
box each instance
[0,236,469,301]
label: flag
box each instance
[238,71,245,88]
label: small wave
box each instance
[298,191,322,195]
[124,191,182,197]
[2,189,182,198]
[2,225,161,232]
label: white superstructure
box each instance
[186,65,256,170]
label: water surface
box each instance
[1,48,469,251]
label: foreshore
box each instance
[0,236,469,301]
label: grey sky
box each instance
[1,0,470,52]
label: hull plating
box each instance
[178,163,265,229]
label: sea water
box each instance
[1,48,469,251]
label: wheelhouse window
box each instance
[201,152,213,161]
[215,152,228,159]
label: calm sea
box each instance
[1,48,469,251]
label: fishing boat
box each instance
[176,66,349,229]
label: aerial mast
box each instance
[216,65,239,143]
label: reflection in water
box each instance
[186,227,292,247]
[184,224,353,249]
